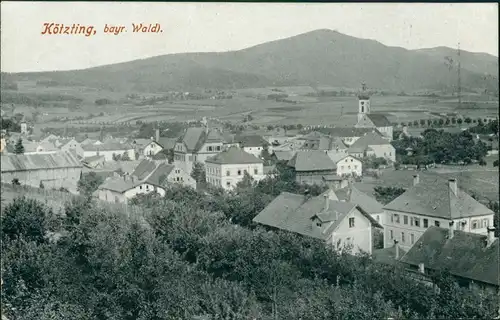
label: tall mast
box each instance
[457,42,461,108]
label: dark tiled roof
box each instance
[383,176,494,219]
[372,246,407,265]
[1,151,82,172]
[334,185,384,215]
[235,134,269,148]
[366,114,392,127]
[288,150,336,172]
[157,137,177,150]
[273,151,295,161]
[131,159,175,185]
[206,147,263,165]
[177,127,225,153]
[400,227,499,286]
[98,176,136,193]
[253,192,382,240]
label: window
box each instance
[345,159,348,162]
[208,146,213,152]
[435,220,440,227]
[411,233,415,244]
[391,214,394,223]
[341,166,344,170]
[482,219,489,228]
[414,218,420,227]
[472,220,478,229]
[226,182,231,187]
[237,170,242,176]
[216,146,221,151]
[140,185,143,190]
[401,232,405,243]
[349,217,355,228]
[348,165,351,169]
[226,170,230,176]
[394,214,400,224]
[254,169,258,174]
[390,230,393,240]
[423,219,428,228]
[403,215,408,225]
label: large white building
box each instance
[173,127,227,175]
[205,146,265,190]
[382,174,495,251]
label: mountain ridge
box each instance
[2,29,498,92]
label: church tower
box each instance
[357,82,371,122]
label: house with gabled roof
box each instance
[399,226,498,293]
[205,146,264,190]
[288,150,337,185]
[96,159,195,203]
[382,174,495,251]
[234,134,269,158]
[327,153,363,177]
[348,132,396,162]
[59,138,84,158]
[173,127,227,175]
[331,183,385,223]
[253,191,383,254]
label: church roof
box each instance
[366,114,392,127]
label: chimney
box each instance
[393,239,400,260]
[323,194,329,211]
[418,263,425,274]
[448,221,455,239]
[449,178,458,195]
[412,174,419,186]
[486,227,496,247]
[155,129,160,142]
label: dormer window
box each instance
[316,222,322,227]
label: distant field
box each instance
[6,85,498,129]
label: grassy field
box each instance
[4,85,498,130]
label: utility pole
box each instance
[457,42,461,108]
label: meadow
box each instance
[3,84,498,132]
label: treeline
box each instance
[0,91,83,107]
[398,117,497,129]
[2,171,499,319]
[392,129,489,165]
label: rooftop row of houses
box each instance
[252,172,498,292]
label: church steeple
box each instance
[357,82,371,122]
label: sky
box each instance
[1,2,498,73]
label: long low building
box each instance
[0,151,82,193]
